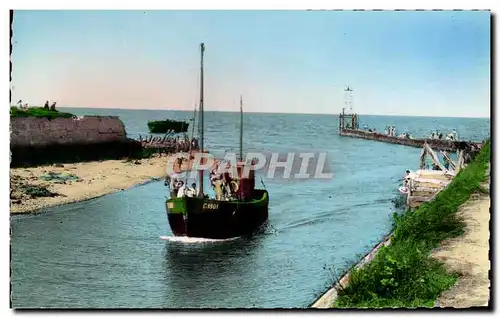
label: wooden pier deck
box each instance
[402,143,467,209]
[339,128,481,152]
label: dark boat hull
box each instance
[166,189,269,239]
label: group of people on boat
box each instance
[165,156,197,198]
[209,159,255,201]
[165,157,257,201]
[209,160,236,201]
[171,180,199,198]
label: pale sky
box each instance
[11,10,490,117]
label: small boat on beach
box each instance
[164,43,270,239]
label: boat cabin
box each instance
[234,160,256,201]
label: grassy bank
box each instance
[334,140,490,308]
[10,106,75,119]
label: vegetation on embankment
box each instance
[10,106,76,119]
[147,119,189,133]
[333,139,490,308]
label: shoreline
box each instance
[311,141,490,308]
[10,176,164,216]
[10,154,194,215]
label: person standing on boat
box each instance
[210,160,223,200]
[185,183,197,197]
[238,160,256,201]
[221,161,233,200]
[177,181,186,198]
[191,183,198,197]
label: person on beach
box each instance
[172,156,183,173]
[50,102,57,111]
[44,101,49,109]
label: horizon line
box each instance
[55,105,491,119]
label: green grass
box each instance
[147,119,189,133]
[10,106,75,119]
[334,140,490,308]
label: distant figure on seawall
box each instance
[50,102,57,111]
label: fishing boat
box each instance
[164,43,270,239]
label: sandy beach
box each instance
[432,163,491,308]
[10,153,196,214]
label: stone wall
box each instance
[10,116,127,147]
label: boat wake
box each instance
[159,235,240,244]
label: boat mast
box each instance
[184,104,197,185]
[239,95,243,162]
[198,43,205,197]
